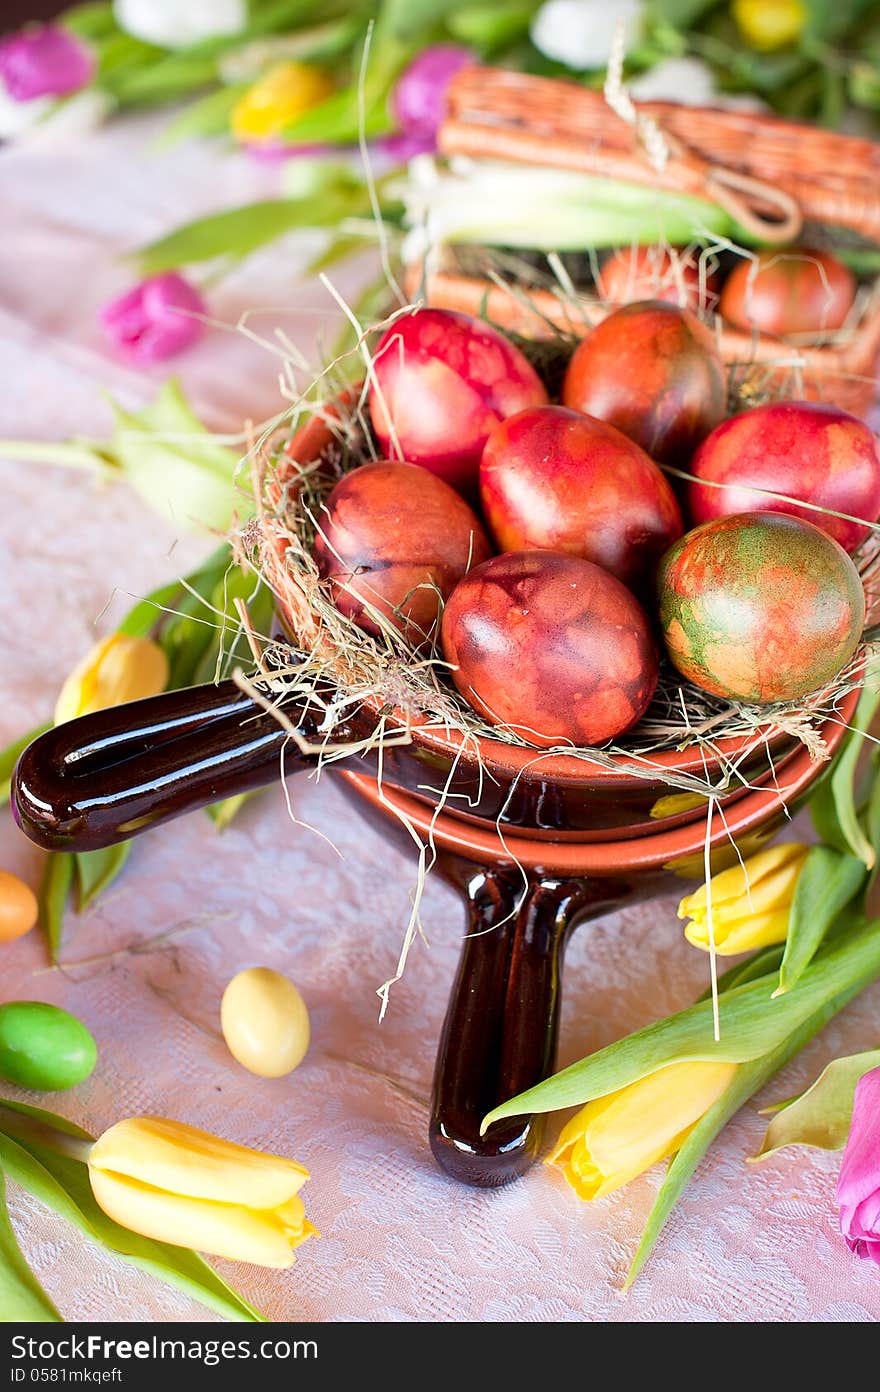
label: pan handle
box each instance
[12,678,358,853]
[430,861,628,1187]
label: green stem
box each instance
[0,1105,92,1166]
[0,441,112,473]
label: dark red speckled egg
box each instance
[314,461,492,643]
[657,513,865,704]
[441,550,659,747]
[369,308,548,494]
[687,400,880,553]
[562,300,726,464]
[598,246,719,312]
[720,248,855,337]
[480,405,682,589]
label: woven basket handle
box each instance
[704,166,803,244]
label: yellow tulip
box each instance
[678,842,808,956]
[54,633,168,725]
[732,0,807,51]
[231,62,334,143]
[548,1060,738,1200]
[89,1117,317,1268]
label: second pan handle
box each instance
[12,678,368,853]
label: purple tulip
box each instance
[837,1066,880,1266]
[390,45,473,149]
[376,128,438,162]
[100,274,207,365]
[0,24,94,102]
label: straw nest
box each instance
[231,289,880,807]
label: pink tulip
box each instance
[0,25,94,102]
[376,129,438,162]
[389,45,473,150]
[837,1065,880,1266]
[100,274,207,365]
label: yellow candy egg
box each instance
[0,871,38,943]
[220,967,310,1079]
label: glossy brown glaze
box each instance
[13,671,824,851]
[429,859,629,1186]
[12,678,372,852]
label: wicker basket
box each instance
[411,67,880,417]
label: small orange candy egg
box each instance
[0,871,38,943]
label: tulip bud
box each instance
[100,273,206,366]
[89,1117,316,1268]
[548,1060,737,1200]
[54,634,168,726]
[231,62,334,145]
[0,25,93,103]
[530,0,642,71]
[837,1066,880,1266]
[113,0,247,50]
[732,0,807,51]
[678,843,809,956]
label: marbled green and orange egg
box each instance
[657,513,865,704]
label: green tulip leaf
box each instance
[0,384,246,537]
[61,2,118,41]
[697,944,785,1000]
[75,843,132,912]
[0,724,51,807]
[776,846,866,995]
[647,0,723,27]
[105,380,247,535]
[0,1102,264,1324]
[626,992,854,1286]
[0,1165,62,1322]
[206,793,255,830]
[754,1047,880,1159]
[136,184,369,273]
[483,917,880,1127]
[156,83,249,147]
[811,684,880,870]
[38,854,75,962]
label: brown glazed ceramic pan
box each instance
[12,404,859,1187]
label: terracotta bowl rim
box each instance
[340,697,850,875]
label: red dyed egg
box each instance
[314,461,492,643]
[720,248,856,338]
[441,551,659,747]
[480,405,682,589]
[369,308,548,494]
[657,513,865,704]
[598,246,718,312]
[562,300,726,464]
[688,401,880,553]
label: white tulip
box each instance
[530,0,643,71]
[0,86,52,137]
[112,0,248,50]
[629,56,767,110]
[21,90,111,145]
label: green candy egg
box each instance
[657,512,865,705]
[0,1002,97,1091]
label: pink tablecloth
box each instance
[1,113,880,1325]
